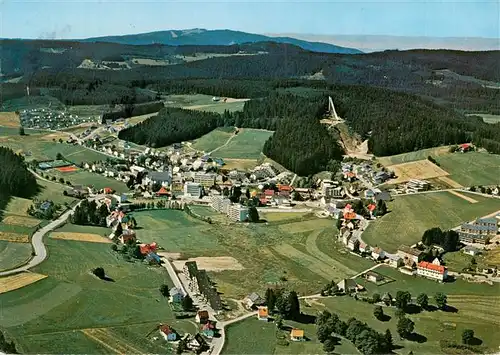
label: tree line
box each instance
[70,199,109,226]
[0,147,37,215]
[118,92,344,175]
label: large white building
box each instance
[194,172,216,187]
[417,261,447,282]
[228,204,249,222]
[184,182,202,198]
[210,196,249,222]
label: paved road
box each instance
[0,201,83,277]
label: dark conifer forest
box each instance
[0,147,37,212]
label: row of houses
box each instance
[459,217,498,245]
[183,261,223,312]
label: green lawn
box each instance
[0,134,109,164]
[363,191,500,252]
[191,127,234,152]
[0,240,32,271]
[435,152,500,186]
[0,238,192,354]
[442,251,475,272]
[223,316,360,355]
[46,170,128,193]
[214,129,273,159]
[165,94,247,114]
[133,210,369,299]
[308,292,500,354]
[377,146,452,166]
[53,223,111,237]
[357,266,500,297]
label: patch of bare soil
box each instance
[172,256,244,272]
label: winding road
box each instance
[0,195,100,277]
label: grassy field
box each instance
[191,127,234,152]
[214,129,273,160]
[165,94,248,114]
[133,210,371,299]
[377,146,452,166]
[0,132,109,164]
[0,238,195,354]
[467,113,500,124]
[0,240,32,271]
[47,169,128,193]
[52,223,111,237]
[363,191,500,252]
[259,212,312,222]
[222,316,360,355]
[306,291,500,354]
[435,152,500,186]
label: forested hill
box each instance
[119,86,500,175]
[79,28,362,54]
[0,148,38,212]
[118,93,344,176]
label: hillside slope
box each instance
[80,28,362,54]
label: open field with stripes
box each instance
[363,191,500,252]
[379,150,500,187]
[0,238,194,353]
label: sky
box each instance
[1,0,499,39]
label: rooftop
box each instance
[418,261,446,274]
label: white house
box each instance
[371,247,385,260]
[417,261,447,282]
[463,246,482,256]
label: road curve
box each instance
[0,202,83,277]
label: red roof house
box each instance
[278,185,292,192]
[159,325,177,341]
[417,261,447,281]
[156,186,169,196]
[103,187,113,194]
[264,189,275,197]
[368,204,376,212]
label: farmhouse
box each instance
[159,325,177,342]
[244,292,265,309]
[290,328,305,342]
[169,287,185,303]
[371,247,385,260]
[257,306,269,321]
[365,271,383,283]
[337,279,359,293]
[386,255,403,268]
[202,321,216,338]
[463,245,482,256]
[397,245,423,267]
[417,261,447,282]
[195,310,210,324]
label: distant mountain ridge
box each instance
[80,28,363,54]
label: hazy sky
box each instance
[2,0,499,39]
